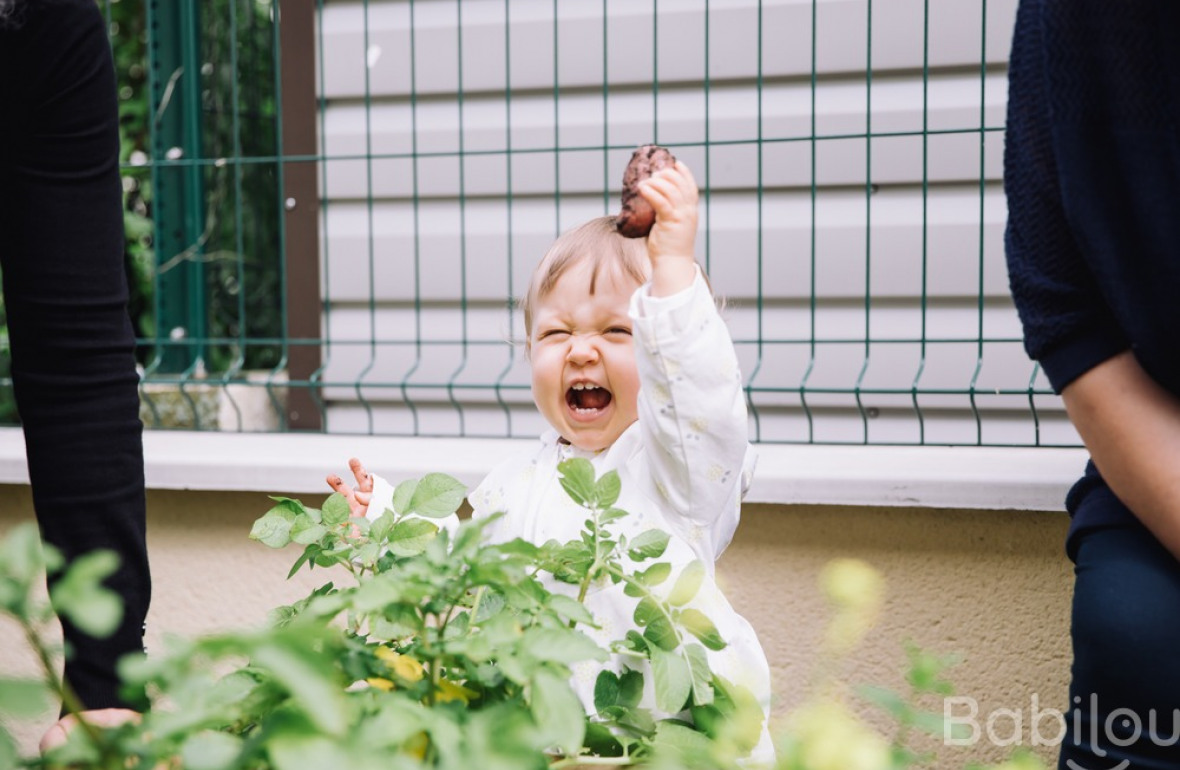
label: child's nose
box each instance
[566,335,600,364]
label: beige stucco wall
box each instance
[0,485,1073,767]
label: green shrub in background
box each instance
[0,0,284,425]
[0,463,1050,770]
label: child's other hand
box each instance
[638,160,699,296]
[326,457,373,518]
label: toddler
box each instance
[329,161,774,763]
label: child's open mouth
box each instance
[566,382,612,417]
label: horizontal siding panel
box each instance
[318,132,1003,201]
[318,72,1007,161]
[321,402,1076,446]
[318,0,1017,100]
[318,303,1039,393]
[321,186,1008,303]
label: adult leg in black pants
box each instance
[0,0,150,720]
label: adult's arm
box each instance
[1061,351,1180,560]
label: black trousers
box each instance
[0,0,150,710]
[1060,524,1180,770]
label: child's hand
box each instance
[637,160,700,297]
[326,457,373,518]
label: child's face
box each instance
[528,260,642,452]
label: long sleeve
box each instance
[1002,0,1125,393]
[1004,0,1180,395]
[629,267,755,561]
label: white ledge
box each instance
[0,427,1086,512]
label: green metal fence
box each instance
[0,0,1076,447]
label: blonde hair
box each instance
[521,216,650,338]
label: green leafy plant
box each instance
[0,464,1051,770]
[1,459,762,769]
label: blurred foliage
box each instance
[1,467,1053,770]
[117,0,284,374]
[2,462,771,769]
[0,0,285,425]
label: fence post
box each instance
[147,0,207,374]
[278,0,324,431]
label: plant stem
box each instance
[21,617,107,750]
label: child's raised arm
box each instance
[628,160,753,557]
[637,161,700,298]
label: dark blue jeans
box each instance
[0,0,149,710]
[1060,524,1180,770]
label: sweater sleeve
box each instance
[1002,0,1129,393]
[629,266,755,558]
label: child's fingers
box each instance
[327,473,350,495]
[354,490,372,507]
[637,175,678,214]
[674,160,699,199]
[348,457,373,493]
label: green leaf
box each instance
[911,709,953,738]
[654,720,714,760]
[522,628,607,666]
[320,493,352,526]
[635,598,678,651]
[0,730,15,770]
[371,605,420,640]
[369,511,396,543]
[249,506,298,549]
[600,704,656,737]
[600,507,628,524]
[627,530,671,562]
[594,670,621,712]
[391,479,417,514]
[290,518,328,546]
[50,551,122,637]
[679,608,726,651]
[0,678,50,718]
[531,668,586,757]
[0,523,48,584]
[267,497,307,516]
[253,639,348,736]
[268,734,354,770]
[640,562,673,589]
[546,594,596,626]
[386,518,439,557]
[287,545,319,579]
[905,643,960,695]
[595,471,621,508]
[405,473,467,518]
[668,561,705,607]
[557,458,596,508]
[618,668,644,709]
[354,543,381,567]
[859,684,908,721]
[180,731,244,770]
[583,722,625,757]
[650,645,692,714]
[684,644,714,706]
[620,630,649,655]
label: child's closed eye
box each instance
[605,326,632,336]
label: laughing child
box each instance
[329,160,774,763]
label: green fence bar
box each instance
[146,0,207,376]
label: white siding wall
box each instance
[313,0,1078,446]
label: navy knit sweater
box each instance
[1004,0,1180,555]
